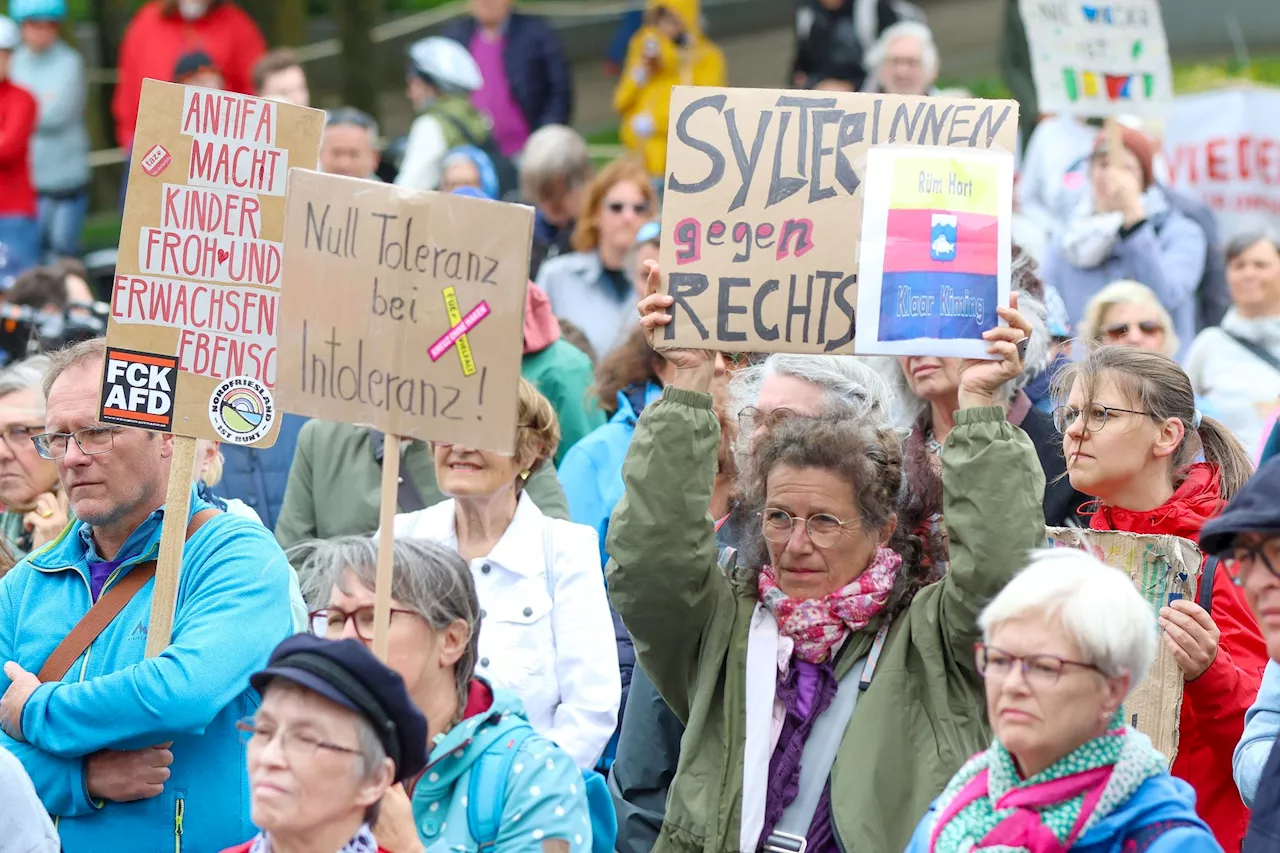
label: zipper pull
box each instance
[175,797,184,836]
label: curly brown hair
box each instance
[514,378,561,483]
[591,325,662,416]
[740,414,930,615]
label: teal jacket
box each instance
[411,684,592,852]
[522,339,605,466]
[0,486,294,852]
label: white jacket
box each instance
[1186,310,1280,458]
[390,492,621,768]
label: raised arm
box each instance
[936,298,1046,675]
[605,263,727,720]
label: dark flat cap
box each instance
[1200,456,1280,555]
[174,50,218,83]
[251,634,427,783]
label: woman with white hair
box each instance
[863,20,939,96]
[905,549,1219,852]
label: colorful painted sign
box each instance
[855,146,1013,358]
[1019,0,1172,118]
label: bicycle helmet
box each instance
[407,36,483,95]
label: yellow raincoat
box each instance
[613,0,726,177]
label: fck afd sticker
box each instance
[100,349,178,432]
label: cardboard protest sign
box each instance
[655,87,1018,355]
[854,146,1013,359]
[1019,0,1172,119]
[1166,87,1280,234]
[103,80,323,446]
[1046,527,1202,763]
[276,171,533,455]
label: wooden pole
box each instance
[144,435,197,658]
[372,435,401,662]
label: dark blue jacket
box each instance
[443,14,573,132]
[213,413,309,530]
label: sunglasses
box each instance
[1104,320,1162,339]
[606,201,649,216]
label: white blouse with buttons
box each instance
[389,492,622,769]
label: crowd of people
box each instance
[2,0,1280,852]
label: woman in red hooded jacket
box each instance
[1053,344,1264,850]
[112,0,264,149]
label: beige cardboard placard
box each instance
[102,79,323,446]
[1045,527,1202,764]
[275,170,533,455]
[655,87,1018,354]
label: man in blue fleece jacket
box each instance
[0,337,293,852]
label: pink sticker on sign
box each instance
[428,300,491,362]
[141,144,172,177]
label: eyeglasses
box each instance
[761,508,858,549]
[974,643,1106,688]
[737,406,798,435]
[1104,320,1163,340]
[32,426,121,460]
[236,718,362,763]
[1221,538,1280,587]
[605,201,649,216]
[310,606,421,641]
[0,424,46,454]
[1052,403,1152,434]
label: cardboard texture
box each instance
[654,87,1018,355]
[1046,527,1202,764]
[275,170,534,455]
[855,145,1014,359]
[103,80,324,446]
[1019,0,1172,119]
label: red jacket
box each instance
[0,80,38,218]
[1090,462,1268,851]
[111,0,265,149]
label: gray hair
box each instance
[355,713,389,823]
[41,337,106,399]
[866,21,940,75]
[520,124,591,202]
[0,354,52,406]
[298,536,480,718]
[980,549,1157,691]
[325,107,381,151]
[1226,226,1280,263]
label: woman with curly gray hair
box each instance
[608,264,1046,852]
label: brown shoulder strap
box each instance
[36,508,222,683]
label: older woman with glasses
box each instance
[301,536,593,853]
[536,156,656,358]
[1053,345,1264,850]
[0,355,67,561]
[386,379,620,770]
[220,633,427,853]
[905,549,1219,852]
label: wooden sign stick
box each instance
[144,435,197,658]
[372,435,402,662]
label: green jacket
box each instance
[274,419,569,566]
[605,389,1046,853]
[423,94,492,150]
[523,339,605,465]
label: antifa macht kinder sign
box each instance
[654,87,1019,355]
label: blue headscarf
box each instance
[440,145,499,200]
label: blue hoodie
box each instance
[904,771,1221,853]
[558,381,662,567]
[410,684,592,852]
[0,486,294,852]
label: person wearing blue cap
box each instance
[9,0,90,261]
[220,634,428,853]
[440,145,500,199]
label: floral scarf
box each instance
[248,823,379,853]
[756,546,901,663]
[927,712,1167,853]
